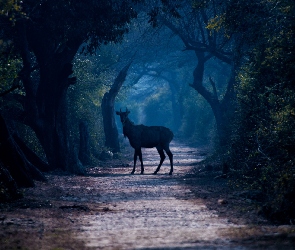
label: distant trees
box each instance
[114,13,216,143]
[99,17,186,141]
[155,0,235,147]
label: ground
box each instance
[0,141,295,249]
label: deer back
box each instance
[124,124,173,149]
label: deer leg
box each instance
[165,148,173,175]
[138,148,144,174]
[131,150,137,174]
[153,148,165,175]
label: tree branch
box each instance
[209,77,218,100]
[109,58,134,96]
[0,81,21,98]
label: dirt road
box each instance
[1,141,295,249]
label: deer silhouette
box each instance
[116,108,174,175]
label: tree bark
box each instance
[30,61,84,174]
[0,114,47,188]
[0,162,22,201]
[189,52,235,147]
[15,20,84,174]
[101,61,133,153]
[13,134,49,172]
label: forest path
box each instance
[76,142,236,249]
[1,141,295,249]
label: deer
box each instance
[116,108,174,175]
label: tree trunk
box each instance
[0,114,47,188]
[15,20,84,174]
[79,121,91,165]
[0,162,22,201]
[13,134,49,172]
[32,61,84,174]
[168,81,183,133]
[101,61,132,153]
[189,52,235,147]
[44,75,84,174]
[101,93,121,153]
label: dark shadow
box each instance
[138,244,239,250]
[86,173,129,177]
[86,172,175,178]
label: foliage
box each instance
[68,47,119,160]
[0,0,143,173]
[0,0,23,97]
[0,42,22,97]
[0,0,25,24]
[121,64,216,145]
[143,86,173,127]
[0,163,22,202]
[223,0,295,223]
[179,84,215,145]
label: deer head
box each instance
[116,108,130,125]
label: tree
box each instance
[113,16,192,133]
[222,0,295,222]
[0,114,47,191]
[99,16,185,149]
[102,60,133,153]
[1,1,47,194]
[1,0,138,173]
[155,0,236,147]
[135,67,186,132]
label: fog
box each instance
[117,76,172,125]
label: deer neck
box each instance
[122,117,133,127]
[122,118,134,137]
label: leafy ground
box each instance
[0,141,295,249]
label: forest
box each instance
[0,0,295,245]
